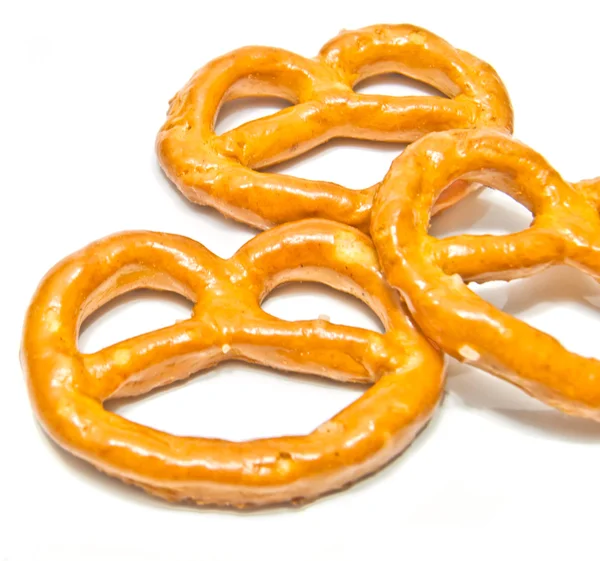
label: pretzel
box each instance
[371,129,600,420]
[22,220,444,507]
[156,24,513,232]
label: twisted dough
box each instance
[157,24,513,231]
[22,220,444,507]
[371,129,600,420]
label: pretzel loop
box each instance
[157,24,513,231]
[371,129,600,420]
[23,220,444,507]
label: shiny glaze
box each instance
[371,129,600,419]
[21,220,444,507]
[156,24,513,232]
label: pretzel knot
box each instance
[371,129,600,420]
[22,220,444,507]
[156,24,513,231]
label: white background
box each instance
[2,1,600,559]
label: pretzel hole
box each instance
[447,357,600,440]
[353,73,446,98]
[261,282,385,333]
[79,289,193,353]
[214,96,292,135]
[478,266,600,359]
[106,362,361,440]
[448,266,600,414]
[430,188,532,239]
[267,138,406,190]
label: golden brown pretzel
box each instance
[22,220,444,507]
[371,129,600,420]
[156,24,513,232]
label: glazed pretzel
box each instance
[371,129,600,420]
[22,220,444,507]
[156,24,513,232]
